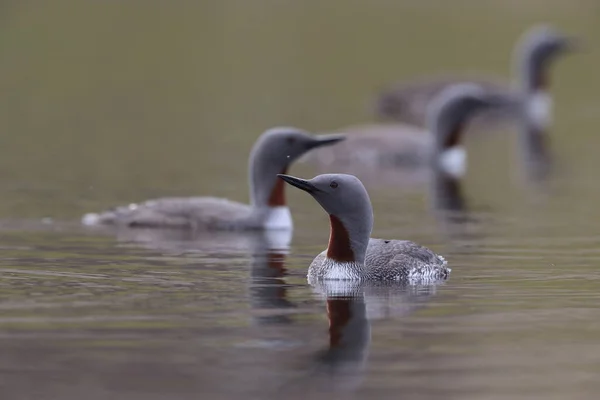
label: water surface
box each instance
[0,1,599,399]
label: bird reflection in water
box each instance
[109,226,298,326]
[515,119,565,198]
[312,295,370,392]
[248,230,296,326]
[294,280,443,394]
[428,164,482,244]
[430,167,467,215]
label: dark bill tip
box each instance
[277,174,319,193]
[308,133,346,149]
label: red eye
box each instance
[286,137,296,144]
[330,181,338,189]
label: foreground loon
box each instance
[82,127,345,230]
[278,173,450,283]
[305,84,515,179]
[375,25,580,133]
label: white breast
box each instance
[263,206,293,230]
[323,266,357,280]
[81,213,100,226]
[438,146,467,179]
[309,258,362,281]
[526,91,553,130]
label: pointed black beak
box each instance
[277,174,320,194]
[307,133,346,150]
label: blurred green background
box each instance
[0,4,598,399]
[0,0,596,220]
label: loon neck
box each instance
[434,122,467,179]
[521,62,550,93]
[267,169,287,207]
[532,69,549,92]
[248,138,288,208]
[513,34,549,93]
[439,121,464,149]
[327,215,355,262]
[326,214,369,265]
[248,160,293,229]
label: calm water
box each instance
[0,1,600,399]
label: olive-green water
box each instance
[0,1,599,399]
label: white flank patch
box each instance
[438,146,467,178]
[81,213,100,226]
[263,206,293,230]
[527,91,553,130]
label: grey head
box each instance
[248,127,345,208]
[278,173,373,264]
[426,83,517,157]
[513,25,580,92]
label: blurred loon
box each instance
[375,25,580,134]
[81,127,345,230]
[278,173,450,283]
[305,83,515,179]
